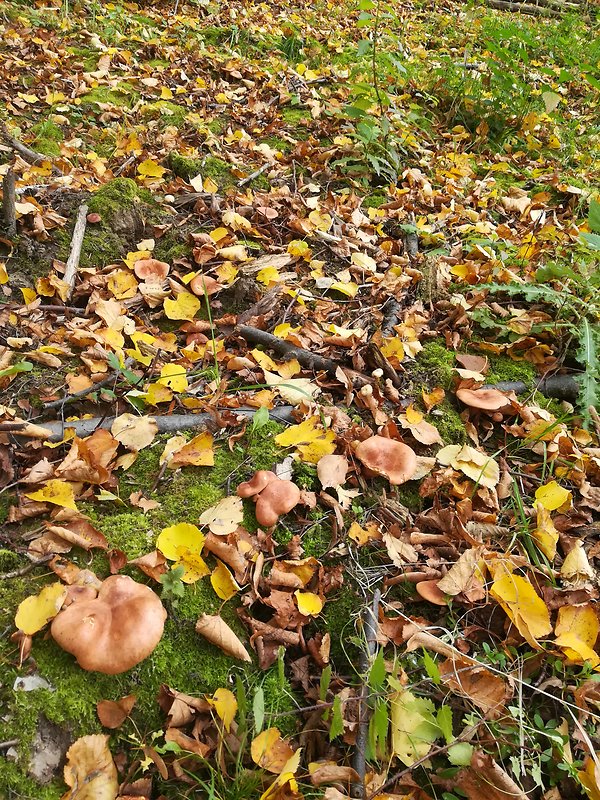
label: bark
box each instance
[63,204,89,299]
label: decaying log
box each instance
[63,204,89,300]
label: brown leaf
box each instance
[195,614,252,662]
[439,658,511,717]
[455,750,528,800]
[317,454,348,489]
[129,491,161,512]
[62,734,118,800]
[310,764,360,787]
[128,550,167,582]
[97,695,136,729]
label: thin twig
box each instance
[63,204,88,300]
[0,554,53,580]
[1,123,64,174]
[41,357,136,413]
[2,167,17,238]
[0,740,19,750]
[238,162,270,188]
[351,588,381,800]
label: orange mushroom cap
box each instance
[456,388,511,412]
[189,274,223,297]
[354,435,417,485]
[255,478,301,528]
[133,258,170,282]
[237,470,278,498]
[51,575,166,674]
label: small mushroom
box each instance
[354,435,417,485]
[237,470,278,498]
[133,258,170,283]
[456,388,511,413]
[189,274,223,296]
[51,575,166,674]
[255,478,301,528]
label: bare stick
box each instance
[238,162,270,188]
[236,324,373,386]
[63,204,88,300]
[6,406,295,442]
[2,168,17,238]
[351,588,381,800]
[0,554,53,581]
[42,357,136,412]
[1,123,64,174]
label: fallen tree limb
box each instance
[236,324,374,386]
[490,375,579,401]
[2,168,17,238]
[351,588,381,800]
[5,406,295,442]
[1,123,64,174]
[63,204,88,300]
[41,357,136,412]
[484,0,563,16]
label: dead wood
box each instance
[2,168,17,238]
[62,204,88,299]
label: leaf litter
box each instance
[0,0,600,797]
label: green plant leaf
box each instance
[422,649,441,685]
[575,319,600,429]
[252,686,264,734]
[436,705,453,744]
[329,694,344,741]
[0,360,33,379]
[588,199,600,233]
[368,649,386,691]
[447,742,474,766]
[319,664,332,701]
[250,405,269,434]
[581,232,600,251]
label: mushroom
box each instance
[254,478,301,528]
[189,274,223,297]
[51,575,166,674]
[237,470,278,498]
[456,388,511,416]
[133,258,170,283]
[354,435,417,485]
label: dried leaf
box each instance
[62,734,118,800]
[195,613,252,661]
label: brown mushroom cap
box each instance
[354,435,417,485]
[255,479,301,528]
[51,575,166,674]
[189,274,223,296]
[133,258,170,282]
[456,388,511,412]
[237,470,278,498]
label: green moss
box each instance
[414,340,455,390]
[264,136,292,155]
[485,352,537,388]
[0,760,64,800]
[282,108,309,127]
[260,666,299,737]
[168,152,235,189]
[0,547,21,571]
[394,482,423,512]
[0,491,15,525]
[30,120,63,156]
[293,461,318,491]
[362,193,388,209]
[79,83,138,108]
[429,398,466,445]
[300,523,331,557]
[320,584,359,667]
[142,100,187,127]
[87,177,140,217]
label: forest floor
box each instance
[1,0,600,799]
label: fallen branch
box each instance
[0,554,53,581]
[238,162,270,188]
[484,0,563,16]
[489,375,579,401]
[41,357,136,412]
[2,168,17,238]
[236,324,374,386]
[1,123,64,174]
[6,406,295,442]
[351,588,381,800]
[62,204,88,300]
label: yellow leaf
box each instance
[276,359,301,379]
[273,324,300,340]
[257,266,281,286]
[275,417,336,463]
[157,363,188,393]
[168,431,215,468]
[222,210,252,231]
[215,262,238,284]
[287,239,312,259]
[436,444,499,488]
[348,520,381,546]
[160,86,174,99]
[211,560,240,600]
[490,573,552,647]
[294,590,323,616]
[204,176,219,194]
[330,280,358,298]
[531,502,558,560]
[263,370,321,406]
[156,522,209,583]
[380,338,405,364]
[535,480,572,511]
[251,728,295,773]
[137,159,166,178]
[351,252,378,272]
[21,287,37,305]
[199,495,243,535]
[111,413,158,451]
[145,382,173,405]
[25,479,77,510]
[217,244,248,262]
[555,604,600,667]
[252,349,278,371]
[0,263,8,284]
[209,227,229,242]
[163,292,200,321]
[108,269,138,300]
[405,404,424,425]
[63,735,118,800]
[15,582,67,634]
[210,688,237,732]
[308,210,332,232]
[390,687,439,766]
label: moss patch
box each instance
[141,100,188,127]
[168,152,236,190]
[319,583,359,668]
[29,120,63,156]
[429,398,466,445]
[282,108,309,127]
[413,340,455,391]
[79,83,138,108]
[485,351,538,387]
